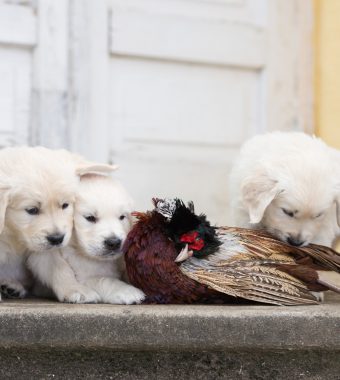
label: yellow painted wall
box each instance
[314,0,340,148]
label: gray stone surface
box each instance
[0,349,339,380]
[0,293,339,379]
[0,294,340,351]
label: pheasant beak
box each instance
[175,244,193,263]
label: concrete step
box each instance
[0,293,339,379]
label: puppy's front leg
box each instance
[28,251,100,303]
[0,248,30,300]
[84,277,145,305]
[0,281,26,299]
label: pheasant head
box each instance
[153,198,222,261]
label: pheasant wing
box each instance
[180,254,318,306]
[299,244,340,271]
[219,226,340,272]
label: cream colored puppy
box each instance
[30,175,145,304]
[229,132,340,248]
[0,146,113,301]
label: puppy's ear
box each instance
[76,163,119,177]
[241,172,279,224]
[0,186,11,233]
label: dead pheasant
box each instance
[123,198,340,305]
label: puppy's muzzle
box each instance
[104,237,122,251]
[46,233,65,246]
[287,236,305,247]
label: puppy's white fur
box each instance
[0,146,114,300]
[229,132,340,248]
[30,175,145,304]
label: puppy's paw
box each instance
[112,285,146,305]
[311,291,325,303]
[58,286,100,304]
[0,282,26,299]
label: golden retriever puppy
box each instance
[229,132,340,248]
[0,146,114,300]
[29,175,145,304]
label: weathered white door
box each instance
[108,1,266,224]
[1,0,311,223]
[77,0,310,223]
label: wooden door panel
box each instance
[109,8,265,68]
[110,58,259,147]
[0,3,35,46]
[107,0,266,221]
[0,2,36,146]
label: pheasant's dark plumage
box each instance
[123,198,340,305]
[123,211,236,304]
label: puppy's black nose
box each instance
[104,237,122,251]
[46,234,65,246]
[287,237,305,247]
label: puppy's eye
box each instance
[282,208,294,218]
[84,215,97,223]
[119,215,126,221]
[26,207,40,215]
[314,212,323,219]
[62,203,69,210]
